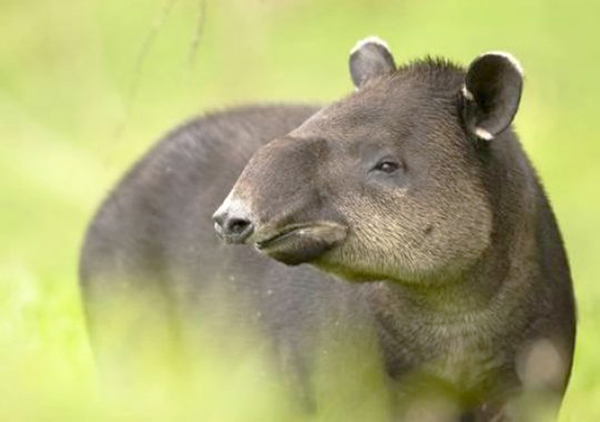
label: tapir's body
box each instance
[80,39,575,422]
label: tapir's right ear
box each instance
[461,52,524,140]
[349,36,396,89]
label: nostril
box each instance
[226,217,252,236]
[212,204,254,243]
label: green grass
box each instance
[1,0,599,420]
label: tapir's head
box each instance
[213,37,524,283]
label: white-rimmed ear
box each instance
[349,36,396,89]
[461,52,524,140]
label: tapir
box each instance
[80,37,576,421]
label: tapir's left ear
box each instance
[461,52,524,140]
[349,36,396,89]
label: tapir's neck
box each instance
[357,190,541,398]
[363,200,538,330]
[363,262,498,324]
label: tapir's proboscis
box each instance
[80,37,576,421]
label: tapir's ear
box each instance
[461,52,524,140]
[349,36,396,89]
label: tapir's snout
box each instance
[213,196,254,244]
[212,136,348,265]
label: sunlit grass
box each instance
[1,0,599,420]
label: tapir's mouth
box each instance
[254,222,348,265]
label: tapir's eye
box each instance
[372,160,400,174]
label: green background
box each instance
[1,0,598,420]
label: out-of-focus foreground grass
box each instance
[0,0,598,420]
